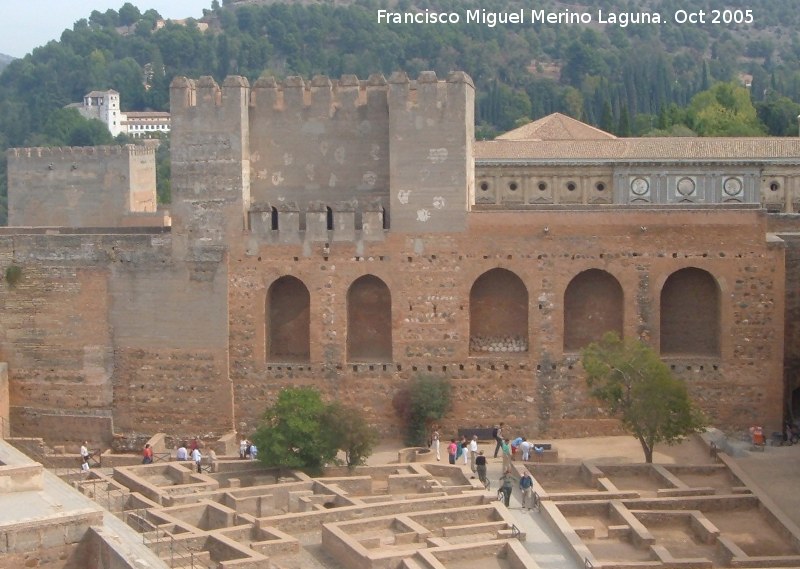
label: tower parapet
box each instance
[388,71,475,233]
[169,75,250,253]
[6,145,157,227]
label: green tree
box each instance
[582,333,706,463]
[252,387,336,474]
[687,82,766,136]
[322,402,378,467]
[392,375,452,447]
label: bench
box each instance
[457,427,496,441]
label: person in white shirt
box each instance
[519,438,532,462]
[176,444,188,461]
[469,435,479,472]
[191,447,202,473]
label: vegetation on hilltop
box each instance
[1,0,800,222]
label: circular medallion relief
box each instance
[630,177,649,195]
[723,177,743,196]
[677,177,696,196]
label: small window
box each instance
[770,181,780,192]
[479,181,489,191]
[566,182,577,192]
[326,206,334,231]
[595,182,606,192]
[538,182,547,191]
[508,182,518,191]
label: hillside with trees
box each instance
[1,0,800,222]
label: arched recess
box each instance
[469,268,529,354]
[266,276,310,362]
[348,275,392,362]
[564,269,624,352]
[660,267,720,356]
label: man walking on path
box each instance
[469,435,479,472]
[501,438,512,471]
[520,470,534,509]
[493,423,504,458]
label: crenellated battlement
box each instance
[250,73,389,114]
[169,75,250,111]
[7,144,155,161]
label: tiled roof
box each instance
[85,90,119,97]
[496,112,616,141]
[475,137,800,162]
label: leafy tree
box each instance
[582,332,706,463]
[392,375,452,447]
[687,82,766,136]
[322,402,378,467]
[252,387,336,474]
[252,387,377,473]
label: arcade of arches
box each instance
[264,267,721,363]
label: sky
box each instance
[0,0,211,58]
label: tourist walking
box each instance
[501,438,512,471]
[142,443,153,464]
[469,435,479,472]
[499,468,515,507]
[493,423,504,458]
[447,439,458,465]
[520,470,534,509]
[431,428,441,461]
[80,441,90,465]
[475,450,488,489]
[191,447,202,473]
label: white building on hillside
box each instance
[67,90,170,138]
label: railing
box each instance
[511,524,522,539]
[585,557,595,568]
[532,491,541,512]
[123,509,212,569]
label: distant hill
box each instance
[0,53,14,72]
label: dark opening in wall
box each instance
[469,268,529,354]
[266,276,310,362]
[563,269,623,351]
[660,267,720,356]
[326,206,334,230]
[271,207,278,231]
[347,274,392,362]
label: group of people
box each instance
[239,437,258,460]
[430,422,538,509]
[174,438,206,472]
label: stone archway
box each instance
[266,276,310,362]
[660,267,720,356]
[563,269,624,352]
[347,275,392,362]
[469,268,529,354]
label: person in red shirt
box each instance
[447,439,458,465]
[142,443,154,464]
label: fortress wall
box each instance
[228,208,784,438]
[0,232,234,441]
[6,146,156,227]
[249,74,391,212]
